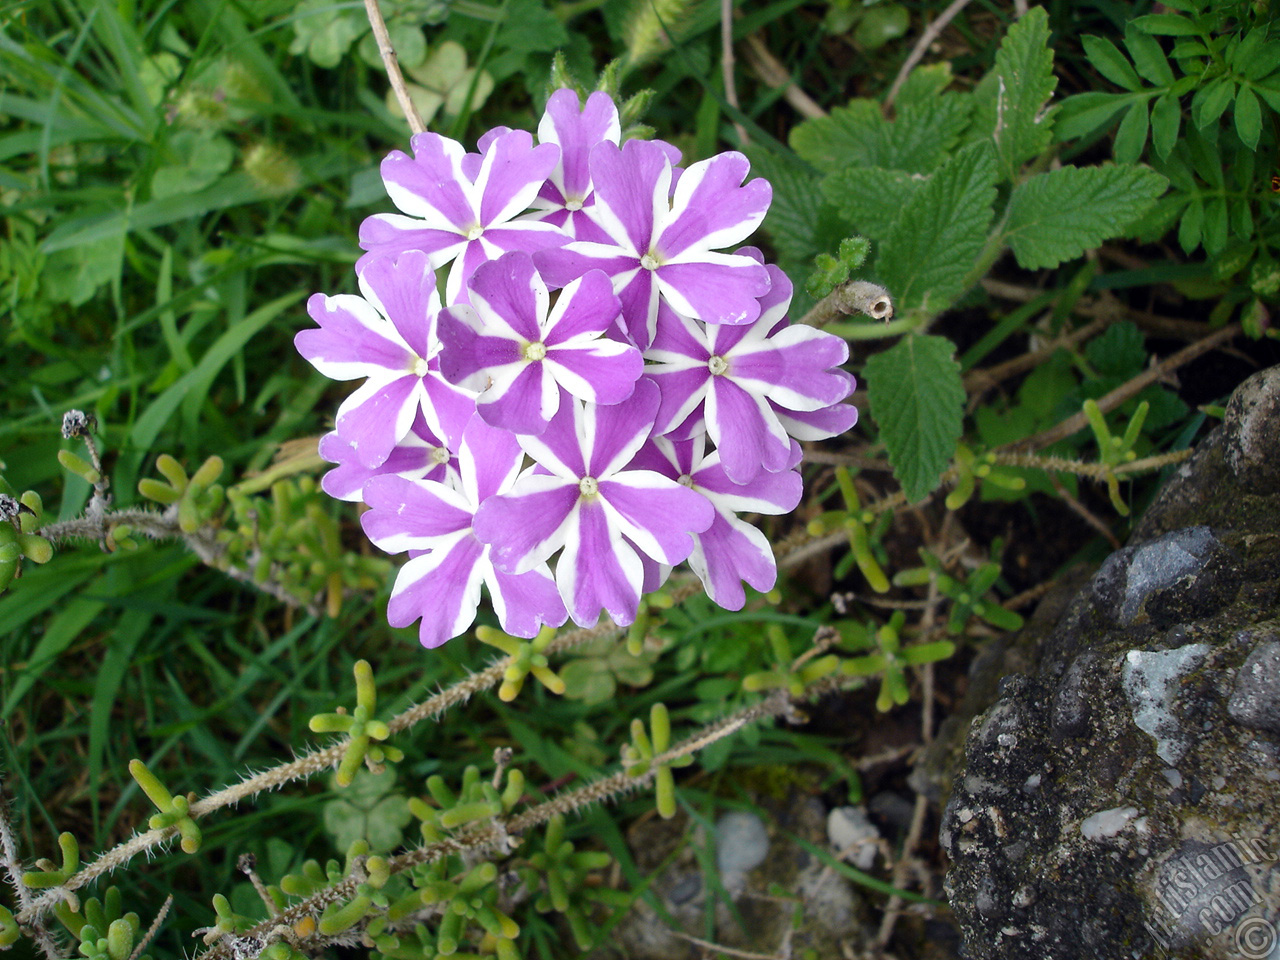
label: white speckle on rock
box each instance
[1162,768,1183,789]
[1081,806,1142,840]
[1122,644,1210,763]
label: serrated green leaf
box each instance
[1125,26,1174,86]
[1132,13,1201,36]
[1085,321,1145,377]
[819,166,922,237]
[744,146,829,263]
[1151,92,1181,159]
[895,62,954,109]
[1083,35,1141,91]
[992,6,1057,178]
[1113,102,1150,163]
[790,95,971,176]
[1234,85,1262,150]
[876,140,997,314]
[865,334,965,503]
[1004,164,1168,270]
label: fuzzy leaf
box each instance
[819,166,923,237]
[876,140,998,314]
[790,95,971,176]
[865,334,965,504]
[992,6,1058,178]
[1004,164,1168,270]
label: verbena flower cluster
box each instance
[297,89,857,647]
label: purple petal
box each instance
[380,134,473,228]
[658,153,771,257]
[478,362,559,435]
[705,377,793,484]
[444,240,492,305]
[556,501,642,627]
[534,241,639,288]
[774,399,859,441]
[319,425,452,502]
[587,139,671,254]
[693,459,803,514]
[296,293,414,381]
[539,89,621,201]
[543,269,621,343]
[335,375,423,468]
[586,378,659,476]
[458,413,525,504]
[472,475,580,573]
[545,340,641,405]
[356,251,440,360]
[648,365,709,437]
[657,254,770,326]
[689,512,777,610]
[487,561,569,637]
[421,375,479,450]
[387,539,485,647]
[358,215,466,265]
[362,474,473,552]
[474,220,569,260]
[467,252,547,342]
[437,304,523,389]
[476,131,560,226]
[599,471,714,564]
[729,326,851,411]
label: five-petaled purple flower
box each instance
[297,90,860,647]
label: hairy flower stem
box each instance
[192,681,837,960]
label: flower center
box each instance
[640,253,659,271]
[708,355,729,376]
[564,198,584,212]
[677,474,694,488]
[465,224,484,241]
[429,447,451,466]
[579,476,599,498]
[412,356,431,377]
[523,341,547,362]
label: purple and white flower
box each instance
[645,260,851,483]
[472,379,714,627]
[295,251,476,469]
[527,89,620,243]
[632,435,802,610]
[437,252,641,435]
[359,129,565,303]
[535,139,772,349]
[361,415,568,647]
[318,412,459,503]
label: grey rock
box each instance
[715,811,769,888]
[1228,635,1280,734]
[940,365,1280,960]
[1223,365,1280,494]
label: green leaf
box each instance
[819,166,922,237]
[1191,77,1235,129]
[1004,164,1168,270]
[1233,85,1262,150]
[1085,321,1145,377]
[1053,91,1133,142]
[1131,13,1201,36]
[1125,26,1175,86]
[865,334,965,503]
[1204,196,1229,254]
[1113,102,1150,164]
[895,62,955,108]
[992,6,1057,178]
[876,140,998,314]
[1179,197,1204,252]
[744,146,830,263]
[790,94,971,175]
[1240,39,1280,82]
[1083,35,1141,91]
[1150,92,1182,159]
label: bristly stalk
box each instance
[622,0,699,71]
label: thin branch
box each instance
[739,33,826,119]
[1014,324,1239,450]
[720,0,748,144]
[363,0,425,135]
[884,0,975,110]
